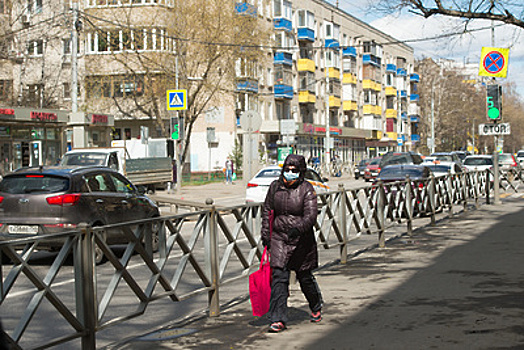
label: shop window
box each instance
[124,128,131,140]
[112,128,122,140]
[0,80,12,101]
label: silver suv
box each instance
[516,150,524,166]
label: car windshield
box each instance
[426,165,451,173]
[517,152,524,158]
[379,167,423,178]
[61,153,107,166]
[369,158,381,165]
[0,175,69,194]
[498,154,514,163]
[464,158,492,166]
[256,169,282,178]
[434,155,453,162]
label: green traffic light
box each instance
[488,108,500,119]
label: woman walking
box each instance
[261,154,323,333]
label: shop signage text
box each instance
[0,108,15,116]
[91,114,109,124]
[30,111,58,122]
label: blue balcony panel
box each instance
[325,39,340,49]
[410,94,419,102]
[401,112,407,120]
[273,18,292,32]
[343,46,357,57]
[410,73,420,82]
[386,64,397,73]
[235,2,257,16]
[297,27,315,42]
[399,90,407,98]
[274,84,294,99]
[363,54,381,66]
[397,68,407,77]
[274,52,293,66]
[411,134,420,142]
[236,80,259,93]
[410,116,420,123]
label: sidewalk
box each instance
[111,194,524,350]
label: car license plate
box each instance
[8,225,39,234]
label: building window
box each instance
[0,80,12,101]
[0,0,7,14]
[63,83,70,99]
[28,0,43,13]
[27,84,42,104]
[86,75,145,98]
[27,40,44,56]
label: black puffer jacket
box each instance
[261,154,318,271]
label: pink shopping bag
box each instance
[249,246,272,316]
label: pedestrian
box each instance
[260,154,323,333]
[224,156,234,184]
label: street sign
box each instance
[166,90,187,110]
[478,123,511,136]
[279,119,296,135]
[239,110,262,132]
[278,147,293,163]
[478,47,509,78]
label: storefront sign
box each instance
[30,111,58,122]
[315,127,326,133]
[91,114,109,124]
[303,123,314,134]
[330,127,341,135]
[0,108,15,116]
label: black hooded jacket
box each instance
[261,154,318,271]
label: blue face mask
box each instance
[283,171,299,181]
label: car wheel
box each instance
[143,217,161,253]
[93,227,107,265]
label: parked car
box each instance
[463,155,493,172]
[379,151,424,169]
[375,164,432,184]
[424,161,464,177]
[430,152,463,164]
[516,150,524,165]
[451,151,470,162]
[246,166,329,203]
[354,159,370,180]
[363,157,382,182]
[498,153,521,177]
[0,166,160,263]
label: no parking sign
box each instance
[478,47,509,78]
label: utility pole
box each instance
[430,82,435,154]
[325,53,331,171]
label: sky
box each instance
[328,0,524,98]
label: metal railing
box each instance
[0,169,521,349]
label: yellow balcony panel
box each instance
[342,73,357,85]
[362,79,373,90]
[363,104,376,115]
[343,100,357,111]
[329,96,341,108]
[385,86,397,96]
[298,58,315,72]
[386,132,398,140]
[299,91,316,103]
[376,131,383,140]
[386,109,397,118]
[374,82,382,91]
[327,67,340,79]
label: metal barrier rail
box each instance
[0,169,520,349]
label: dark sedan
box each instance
[376,164,432,183]
[0,166,160,263]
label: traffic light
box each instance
[170,117,179,140]
[486,84,502,121]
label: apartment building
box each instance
[0,0,422,174]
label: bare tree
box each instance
[371,0,524,29]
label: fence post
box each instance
[404,175,413,237]
[447,172,454,217]
[75,223,97,350]
[462,172,468,212]
[338,184,348,264]
[485,169,491,205]
[429,175,436,226]
[376,181,386,248]
[206,198,220,317]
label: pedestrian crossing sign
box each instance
[166,90,187,110]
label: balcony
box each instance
[236,78,258,93]
[274,18,292,32]
[363,104,380,115]
[397,68,407,77]
[343,100,357,111]
[297,27,315,42]
[386,64,397,73]
[297,58,315,72]
[410,74,420,82]
[342,46,357,57]
[274,84,293,99]
[386,109,397,118]
[342,73,356,84]
[362,79,373,90]
[386,132,398,140]
[325,39,339,49]
[401,112,407,120]
[326,67,340,79]
[411,134,420,142]
[363,54,381,66]
[329,96,341,108]
[410,116,420,123]
[299,91,315,103]
[274,52,293,66]
[235,2,257,16]
[410,94,419,102]
[385,86,397,96]
[399,90,407,98]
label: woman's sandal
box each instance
[268,321,287,333]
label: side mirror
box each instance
[322,177,329,183]
[137,185,147,195]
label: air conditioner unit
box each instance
[21,14,30,25]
